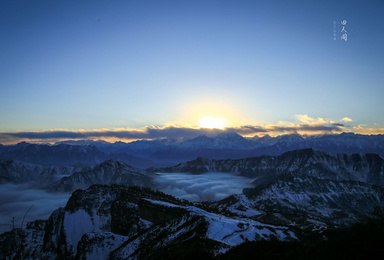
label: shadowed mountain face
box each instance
[156,149,384,186]
[0,148,384,258]
[47,160,156,193]
[0,185,297,259]
[0,159,155,192]
[0,142,162,169]
[0,143,105,166]
[2,133,384,167]
[126,133,384,163]
[0,160,80,186]
[154,149,384,228]
[4,148,383,192]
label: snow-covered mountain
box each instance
[0,142,105,166]
[1,148,384,258]
[47,160,155,193]
[0,160,80,187]
[0,159,155,193]
[180,132,257,150]
[0,142,161,168]
[156,149,384,185]
[2,133,384,166]
[156,149,384,228]
[0,185,297,259]
[214,173,384,229]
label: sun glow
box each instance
[199,117,228,129]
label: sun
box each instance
[199,117,228,129]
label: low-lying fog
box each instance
[154,172,253,202]
[0,184,70,234]
[0,172,252,234]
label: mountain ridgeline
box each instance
[1,146,384,259]
[0,185,297,259]
[0,159,156,192]
[47,159,156,193]
[155,148,384,185]
[1,132,384,168]
[155,149,384,227]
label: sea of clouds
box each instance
[154,172,253,202]
[0,172,252,234]
[0,184,70,234]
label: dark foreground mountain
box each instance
[0,185,297,259]
[1,183,383,259]
[1,149,384,258]
[218,216,384,260]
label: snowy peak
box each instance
[214,132,253,148]
[2,133,384,164]
[0,143,106,166]
[47,160,155,193]
[97,159,129,170]
[0,185,298,259]
[275,133,305,143]
[215,132,244,141]
[0,159,79,186]
[242,171,384,227]
[156,149,384,186]
[256,134,272,143]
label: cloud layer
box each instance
[0,115,382,145]
[154,172,253,202]
[0,184,70,233]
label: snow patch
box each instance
[63,209,101,255]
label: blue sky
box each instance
[1,0,383,143]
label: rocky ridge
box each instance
[0,185,297,259]
[1,149,384,258]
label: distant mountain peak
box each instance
[97,159,136,170]
[15,141,31,147]
[216,132,243,139]
[193,156,212,164]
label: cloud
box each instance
[0,123,338,144]
[154,172,252,202]
[0,115,382,144]
[331,123,345,127]
[352,125,384,135]
[0,127,223,144]
[268,124,343,133]
[0,183,70,233]
[296,114,328,125]
[341,117,353,122]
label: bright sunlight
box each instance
[199,117,228,129]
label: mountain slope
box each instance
[156,149,384,228]
[243,173,384,227]
[0,142,161,168]
[3,133,384,165]
[0,159,79,186]
[47,160,155,193]
[156,149,384,186]
[0,142,105,166]
[0,185,297,259]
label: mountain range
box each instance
[1,133,384,169]
[1,147,384,258]
[155,148,384,227]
